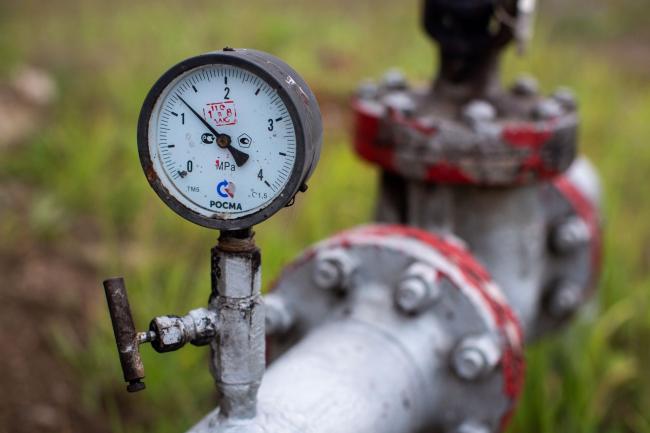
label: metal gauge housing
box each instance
[138,48,322,230]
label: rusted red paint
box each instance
[272,224,525,430]
[352,100,396,171]
[501,121,554,149]
[352,98,568,186]
[386,106,438,136]
[351,225,525,406]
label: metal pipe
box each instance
[190,316,439,433]
[189,227,523,433]
[209,231,265,421]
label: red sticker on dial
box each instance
[204,101,237,126]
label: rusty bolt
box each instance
[452,334,501,381]
[550,216,590,254]
[532,98,563,120]
[546,281,582,318]
[452,421,491,433]
[356,79,379,100]
[552,87,578,111]
[395,262,440,314]
[511,74,539,97]
[463,100,496,128]
[313,249,357,291]
[381,68,408,91]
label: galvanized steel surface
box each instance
[190,226,524,433]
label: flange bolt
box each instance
[313,249,357,291]
[463,100,496,129]
[511,74,539,97]
[357,79,379,100]
[546,280,582,318]
[395,262,440,314]
[532,98,563,120]
[552,87,578,111]
[452,334,502,381]
[550,216,590,255]
[381,68,408,91]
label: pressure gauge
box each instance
[138,48,322,230]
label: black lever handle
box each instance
[103,277,146,393]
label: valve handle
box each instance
[103,277,146,393]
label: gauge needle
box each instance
[177,95,250,167]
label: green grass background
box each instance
[1,0,650,432]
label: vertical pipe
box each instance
[210,231,265,420]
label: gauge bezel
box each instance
[138,50,308,230]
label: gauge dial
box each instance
[138,49,322,230]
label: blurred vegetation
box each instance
[0,0,649,432]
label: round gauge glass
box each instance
[139,53,306,229]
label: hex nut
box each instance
[383,92,416,117]
[148,308,218,352]
[357,79,379,99]
[381,68,408,90]
[532,98,563,120]
[511,74,539,97]
[546,281,582,318]
[395,262,440,314]
[312,249,357,291]
[552,87,578,111]
[217,252,260,298]
[149,315,187,353]
[463,100,497,128]
[452,334,502,381]
[550,216,590,254]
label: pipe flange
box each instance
[267,224,524,431]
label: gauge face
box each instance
[137,48,325,230]
[147,62,297,221]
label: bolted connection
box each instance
[550,216,591,254]
[463,100,496,129]
[381,68,408,91]
[532,98,563,120]
[383,92,416,117]
[546,280,582,318]
[357,79,379,100]
[313,249,357,291]
[552,87,578,111]
[511,74,539,97]
[452,334,502,381]
[395,262,440,314]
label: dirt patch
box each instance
[0,245,107,433]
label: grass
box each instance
[1,0,650,432]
